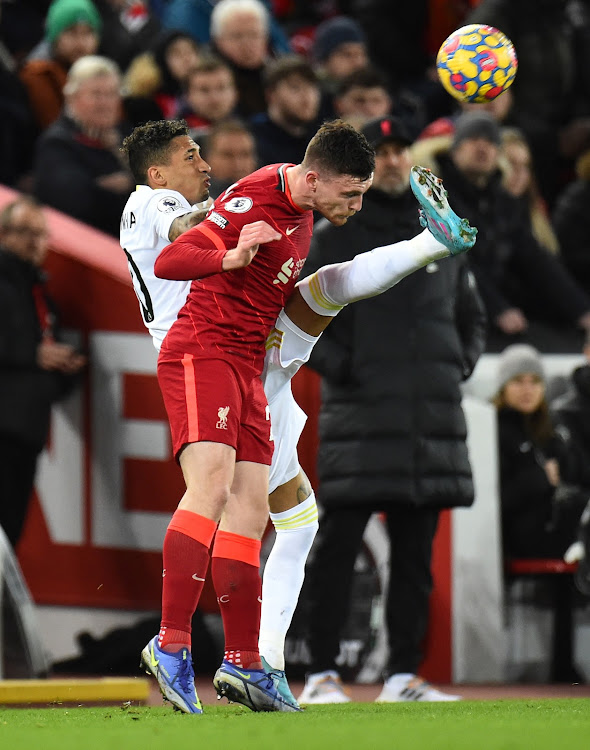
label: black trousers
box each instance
[306,505,440,677]
[0,434,40,548]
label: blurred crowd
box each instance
[3,0,590,350]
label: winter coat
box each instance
[302,186,487,510]
[551,364,590,489]
[553,151,590,293]
[33,114,129,237]
[0,249,74,448]
[436,154,590,326]
[497,405,588,558]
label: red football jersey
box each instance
[158,164,314,372]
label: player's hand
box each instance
[495,308,528,335]
[222,221,281,271]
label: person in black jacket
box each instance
[33,55,133,237]
[0,196,86,548]
[422,112,590,346]
[297,116,486,705]
[494,344,589,560]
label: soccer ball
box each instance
[436,24,518,103]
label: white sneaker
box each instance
[375,673,461,703]
[298,671,351,704]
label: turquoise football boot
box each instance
[410,165,477,255]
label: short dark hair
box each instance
[203,118,255,156]
[302,119,375,180]
[335,66,391,99]
[186,55,234,88]
[263,55,318,92]
[121,119,191,183]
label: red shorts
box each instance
[157,353,273,465]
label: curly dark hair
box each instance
[302,119,375,180]
[121,120,190,184]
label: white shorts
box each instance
[268,383,306,494]
[262,308,318,494]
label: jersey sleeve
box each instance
[154,192,263,280]
[149,191,193,242]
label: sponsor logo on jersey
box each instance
[273,257,305,285]
[224,196,253,214]
[285,226,298,236]
[216,406,230,429]
[208,211,228,229]
[157,196,183,213]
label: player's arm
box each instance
[167,198,214,242]
[155,220,281,280]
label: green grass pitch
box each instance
[1,699,589,750]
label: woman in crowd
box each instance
[493,343,589,559]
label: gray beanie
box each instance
[452,111,502,150]
[496,344,545,390]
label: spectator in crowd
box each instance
[202,118,258,197]
[418,88,513,141]
[466,0,590,206]
[161,0,291,54]
[297,115,485,705]
[208,0,273,118]
[332,67,392,129]
[94,0,161,71]
[34,55,133,237]
[551,332,590,491]
[0,197,86,549]
[175,56,238,140]
[250,55,321,166]
[19,0,102,131]
[311,16,369,95]
[501,128,560,255]
[412,111,590,341]
[493,343,589,560]
[123,29,201,120]
[0,50,38,189]
[553,148,590,296]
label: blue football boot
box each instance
[409,165,477,255]
[140,636,203,714]
[261,656,302,711]
[213,659,300,712]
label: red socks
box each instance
[212,530,262,670]
[159,509,217,651]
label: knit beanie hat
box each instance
[312,17,365,63]
[496,344,545,391]
[46,0,102,45]
[452,111,501,150]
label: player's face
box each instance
[161,136,211,204]
[312,172,373,226]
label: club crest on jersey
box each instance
[216,406,230,429]
[157,196,183,213]
[224,196,253,214]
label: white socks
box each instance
[262,309,321,405]
[297,229,450,315]
[259,493,319,670]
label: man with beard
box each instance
[298,115,486,704]
[250,55,321,166]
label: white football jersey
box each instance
[120,185,199,350]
